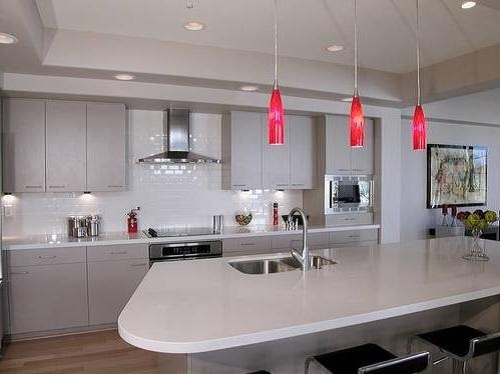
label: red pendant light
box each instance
[268,86,284,144]
[413,0,426,151]
[350,96,365,147]
[349,0,364,148]
[268,0,284,145]
[413,104,426,150]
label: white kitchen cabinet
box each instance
[87,258,148,325]
[2,99,46,193]
[289,115,316,189]
[46,100,87,192]
[222,111,263,190]
[325,115,374,175]
[325,115,351,175]
[351,118,374,175]
[86,103,127,191]
[223,236,273,255]
[329,229,378,244]
[223,111,315,190]
[9,262,88,334]
[262,118,290,189]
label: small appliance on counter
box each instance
[87,215,101,237]
[67,215,101,238]
[212,215,224,234]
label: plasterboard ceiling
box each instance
[35,0,500,74]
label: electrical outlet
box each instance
[3,206,13,217]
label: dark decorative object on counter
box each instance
[427,144,487,209]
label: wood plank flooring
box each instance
[0,329,186,373]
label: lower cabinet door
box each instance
[88,259,149,325]
[9,263,88,334]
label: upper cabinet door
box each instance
[351,118,374,175]
[262,117,290,189]
[289,115,316,189]
[325,115,351,175]
[228,111,263,190]
[3,99,46,193]
[86,103,127,191]
[46,101,86,192]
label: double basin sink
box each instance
[229,255,337,275]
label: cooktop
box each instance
[144,227,214,238]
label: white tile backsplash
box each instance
[3,110,302,236]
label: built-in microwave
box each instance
[324,175,373,214]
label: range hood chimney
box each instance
[138,109,221,164]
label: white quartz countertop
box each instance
[118,237,500,354]
[3,224,380,250]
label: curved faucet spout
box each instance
[288,207,311,271]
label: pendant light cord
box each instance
[274,0,279,89]
[354,0,358,96]
[416,0,421,105]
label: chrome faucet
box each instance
[288,207,311,271]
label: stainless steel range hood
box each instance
[138,109,221,164]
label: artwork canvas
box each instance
[427,144,487,208]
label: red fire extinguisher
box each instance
[127,207,140,234]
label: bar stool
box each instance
[305,343,429,374]
[246,371,271,374]
[411,324,500,373]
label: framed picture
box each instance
[427,144,487,208]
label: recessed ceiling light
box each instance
[341,97,353,102]
[183,21,205,31]
[461,1,476,9]
[114,74,135,81]
[326,44,345,53]
[0,33,18,44]
[240,85,259,92]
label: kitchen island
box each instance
[118,237,500,373]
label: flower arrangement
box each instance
[456,209,498,232]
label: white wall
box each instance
[2,110,302,237]
[400,118,500,241]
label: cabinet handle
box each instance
[338,169,350,172]
[108,185,124,188]
[48,185,65,189]
[241,243,256,246]
[110,251,128,255]
[233,184,247,187]
[276,184,289,187]
[38,255,57,259]
[344,218,356,221]
[25,185,42,189]
[131,263,147,267]
[348,235,361,238]
[292,183,305,186]
[352,169,365,172]
[10,271,29,275]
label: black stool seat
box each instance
[417,325,486,358]
[315,343,396,374]
[246,371,271,374]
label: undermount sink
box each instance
[228,255,337,275]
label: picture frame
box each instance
[427,144,488,209]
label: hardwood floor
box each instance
[0,329,186,373]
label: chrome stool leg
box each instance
[304,357,313,374]
[461,360,468,374]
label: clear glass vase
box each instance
[462,228,489,261]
